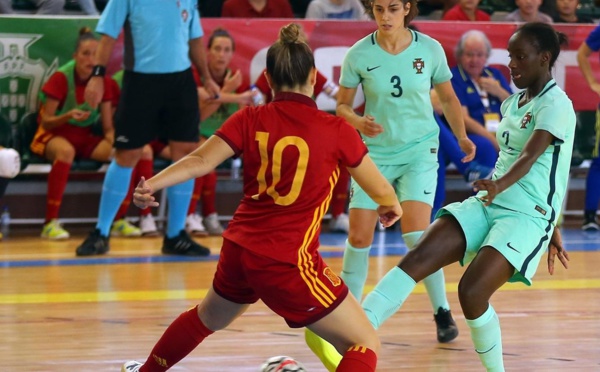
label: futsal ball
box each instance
[259,356,307,372]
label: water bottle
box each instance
[250,85,265,106]
[1,206,10,236]
[231,158,242,180]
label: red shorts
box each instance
[213,239,348,328]
[30,124,104,159]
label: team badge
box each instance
[323,267,341,287]
[182,9,188,22]
[521,112,532,129]
[413,58,425,74]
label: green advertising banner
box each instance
[0,17,98,125]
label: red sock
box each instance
[336,346,377,372]
[46,160,71,222]
[140,306,214,372]
[136,159,154,216]
[330,168,350,217]
[186,177,203,216]
[200,171,217,216]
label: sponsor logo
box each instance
[506,242,520,253]
[181,9,188,22]
[366,65,380,72]
[424,190,433,195]
[413,58,425,74]
[323,267,341,287]
[534,205,547,216]
[116,135,129,143]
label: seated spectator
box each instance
[442,0,491,21]
[554,0,594,23]
[505,0,553,22]
[0,0,64,14]
[32,28,115,240]
[221,0,294,18]
[305,0,370,20]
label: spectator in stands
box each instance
[107,71,159,237]
[198,0,224,17]
[305,0,370,19]
[78,0,219,256]
[576,24,600,231]
[31,28,115,240]
[186,28,253,236]
[504,0,553,22]
[554,0,593,23]
[221,0,294,18]
[419,0,458,15]
[0,0,64,14]
[442,0,491,21]
[253,26,351,233]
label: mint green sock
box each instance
[403,231,450,313]
[362,266,416,329]
[340,240,371,301]
[465,305,505,372]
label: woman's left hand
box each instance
[548,227,569,275]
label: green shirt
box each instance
[483,80,576,222]
[340,29,452,164]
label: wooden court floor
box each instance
[0,228,599,371]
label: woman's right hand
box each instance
[133,177,159,209]
[223,69,242,93]
[359,115,384,138]
[69,109,91,122]
[377,203,403,227]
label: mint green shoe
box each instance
[41,219,70,240]
[111,219,142,237]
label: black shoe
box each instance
[162,230,211,256]
[76,229,110,256]
[582,211,599,231]
[434,307,459,343]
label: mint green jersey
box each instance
[483,80,575,222]
[340,29,452,164]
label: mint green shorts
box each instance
[349,158,438,210]
[438,196,554,285]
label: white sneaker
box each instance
[121,361,142,372]
[329,213,349,233]
[139,214,159,236]
[186,213,208,236]
[203,212,224,235]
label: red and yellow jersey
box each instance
[216,92,367,264]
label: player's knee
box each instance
[457,279,488,318]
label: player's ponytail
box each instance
[75,27,98,52]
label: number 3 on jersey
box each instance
[253,131,309,206]
[390,75,403,98]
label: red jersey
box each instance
[442,5,491,21]
[42,70,113,109]
[255,69,328,103]
[221,0,294,18]
[216,92,367,264]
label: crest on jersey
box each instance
[182,9,189,22]
[413,58,425,74]
[323,267,341,287]
[521,112,532,129]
